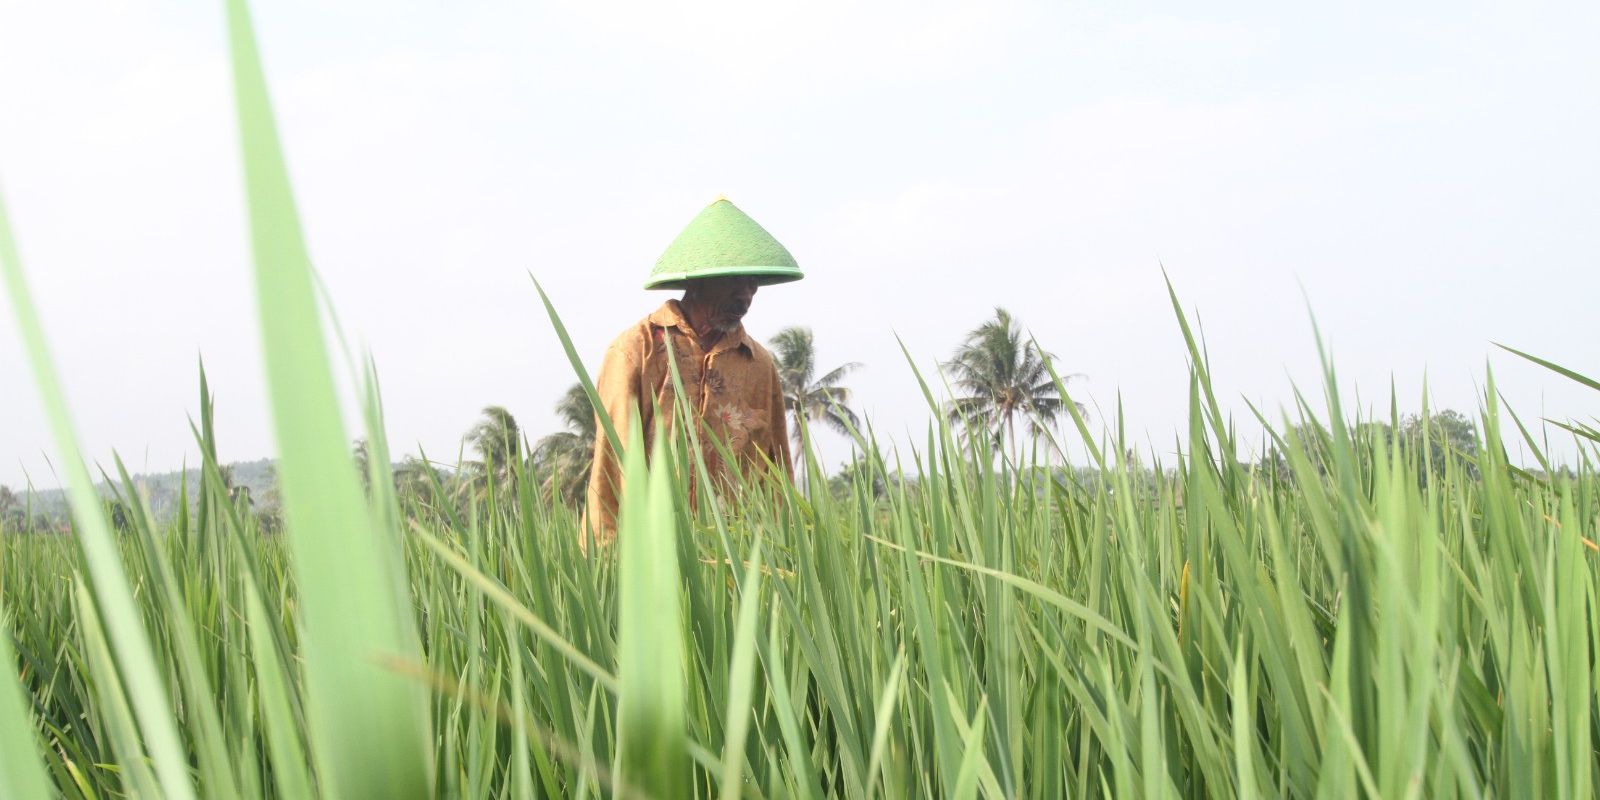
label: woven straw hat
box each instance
[644,196,804,290]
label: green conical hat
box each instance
[644,196,804,290]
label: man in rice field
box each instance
[582,197,797,548]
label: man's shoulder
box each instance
[741,335,778,371]
[601,314,657,363]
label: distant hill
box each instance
[0,457,280,527]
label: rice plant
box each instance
[2,2,1598,798]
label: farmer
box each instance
[582,197,798,547]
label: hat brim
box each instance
[643,266,805,291]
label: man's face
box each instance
[688,276,759,333]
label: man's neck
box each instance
[677,297,727,349]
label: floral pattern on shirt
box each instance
[712,403,758,450]
[705,368,727,396]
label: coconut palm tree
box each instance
[532,384,597,505]
[456,406,523,503]
[769,327,862,469]
[392,456,444,509]
[944,307,1081,463]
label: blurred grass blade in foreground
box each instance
[222,0,431,795]
[0,181,197,799]
[615,418,691,794]
[0,608,50,799]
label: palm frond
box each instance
[812,362,862,389]
[769,326,818,390]
[554,383,594,437]
[944,307,1083,459]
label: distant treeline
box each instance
[1,406,1538,536]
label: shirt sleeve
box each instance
[582,338,643,547]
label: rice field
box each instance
[3,2,1599,798]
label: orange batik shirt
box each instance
[582,300,792,546]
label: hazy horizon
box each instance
[3,0,1597,490]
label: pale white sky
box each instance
[2,0,1597,489]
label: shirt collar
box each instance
[647,300,754,357]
